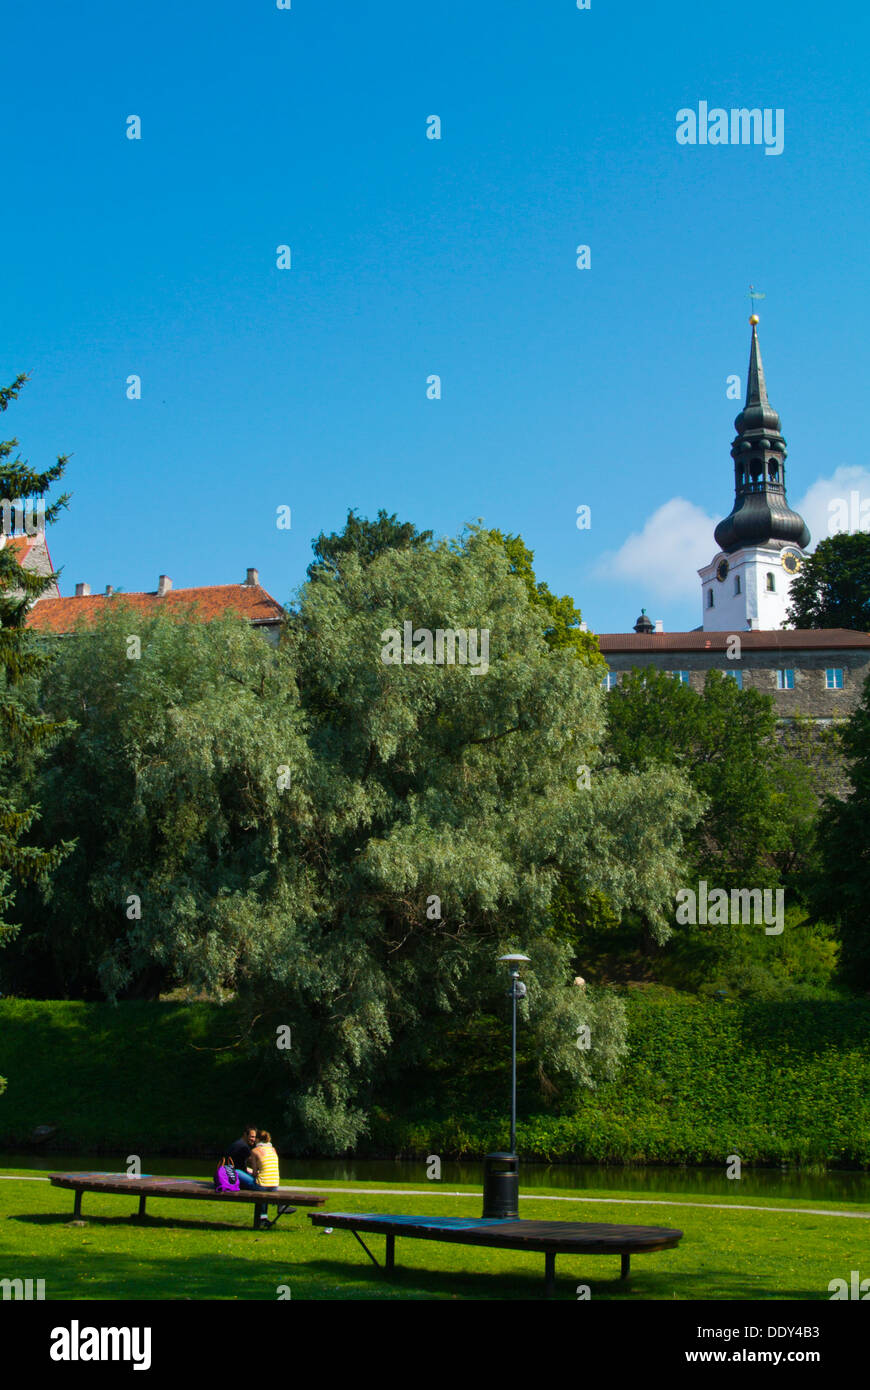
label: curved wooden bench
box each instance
[49,1172,326,1229]
[309,1211,683,1295]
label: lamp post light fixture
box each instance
[498,953,530,1155]
[481,953,530,1221]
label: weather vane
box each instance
[748,284,766,324]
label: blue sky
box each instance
[2,0,868,632]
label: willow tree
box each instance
[279,523,702,1145]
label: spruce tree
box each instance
[0,374,75,951]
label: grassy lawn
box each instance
[1,1169,866,1300]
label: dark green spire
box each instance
[714,319,810,555]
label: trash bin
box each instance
[482,1151,519,1219]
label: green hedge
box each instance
[373,992,870,1166]
[2,993,869,1165]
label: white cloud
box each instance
[794,466,870,546]
[596,497,719,600]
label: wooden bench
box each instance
[49,1172,326,1229]
[309,1211,683,1295]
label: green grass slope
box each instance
[1,1170,866,1301]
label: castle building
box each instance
[596,317,870,721]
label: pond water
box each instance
[2,1153,868,1204]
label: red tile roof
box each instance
[26,583,285,633]
[596,629,870,653]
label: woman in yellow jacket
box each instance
[250,1130,280,1228]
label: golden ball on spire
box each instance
[749,313,759,325]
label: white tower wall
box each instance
[699,546,799,630]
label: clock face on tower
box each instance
[781,549,802,576]
[716,558,729,583]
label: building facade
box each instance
[597,628,870,721]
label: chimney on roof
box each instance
[244,568,259,587]
[654,619,664,633]
[74,583,90,598]
[105,585,114,596]
[157,575,172,597]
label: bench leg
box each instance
[621,1253,630,1281]
[385,1234,395,1273]
[136,1194,147,1219]
[350,1229,381,1268]
[73,1190,82,1220]
[545,1252,556,1297]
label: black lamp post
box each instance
[499,952,530,1153]
[481,952,530,1219]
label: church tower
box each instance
[699,316,810,630]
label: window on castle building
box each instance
[707,589,714,608]
[825,668,844,690]
[672,671,690,685]
[724,671,743,690]
[734,575,741,595]
[776,669,794,690]
[601,672,619,691]
[766,572,776,591]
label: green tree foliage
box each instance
[283,525,701,1142]
[0,376,74,952]
[16,521,704,1149]
[14,610,299,999]
[815,673,870,988]
[655,904,839,1001]
[307,508,434,582]
[785,532,870,632]
[595,668,836,994]
[605,668,789,889]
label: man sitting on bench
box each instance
[226,1123,258,1183]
